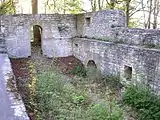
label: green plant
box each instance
[123,85,160,120]
[87,102,123,120]
[34,71,124,120]
[71,65,87,77]
[34,71,90,120]
[73,95,85,105]
[103,75,123,90]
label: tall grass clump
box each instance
[122,85,160,120]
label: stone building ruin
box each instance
[0,10,160,94]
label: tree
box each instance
[0,0,16,14]
[124,0,132,27]
[90,0,97,11]
[107,0,116,9]
[147,0,152,29]
[153,0,160,29]
[32,0,38,14]
[44,0,83,14]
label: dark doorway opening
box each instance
[85,17,91,27]
[87,60,97,68]
[124,65,132,80]
[87,60,97,77]
[31,25,42,54]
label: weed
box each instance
[87,102,123,120]
[103,75,123,90]
[34,71,124,120]
[71,65,87,77]
[123,85,160,120]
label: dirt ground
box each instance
[10,45,83,120]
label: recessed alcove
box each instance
[85,17,91,27]
[124,65,132,80]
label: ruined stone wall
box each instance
[72,38,160,94]
[76,10,160,46]
[1,14,77,58]
[107,28,160,46]
[0,32,7,53]
[76,10,126,38]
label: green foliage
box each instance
[0,0,16,14]
[103,75,122,90]
[34,71,90,120]
[34,71,124,120]
[128,18,139,28]
[123,85,160,120]
[44,0,83,14]
[71,65,87,77]
[87,102,123,120]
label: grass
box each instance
[122,85,160,120]
[32,71,124,120]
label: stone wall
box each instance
[0,33,7,53]
[72,38,160,93]
[1,10,160,92]
[76,10,160,46]
[1,14,76,58]
[107,28,160,46]
[76,10,126,38]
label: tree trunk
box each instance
[32,0,38,14]
[109,0,115,9]
[126,0,131,27]
[98,0,101,10]
[153,0,159,29]
[147,0,153,29]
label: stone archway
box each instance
[87,60,97,68]
[86,60,99,80]
[31,25,43,55]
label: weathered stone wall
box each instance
[1,14,76,58]
[0,32,7,53]
[1,10,160,92]
[76,10,160,46]
[76,10,126,37]
[107,28,160,46]
[43,37,72,57]
[72,38,160,93]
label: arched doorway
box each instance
[86,60,99,80]
[30,25,42,55]
[87,60,97,68]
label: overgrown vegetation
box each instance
[0,0,16,14]
[103,75,123,90]
[122,85,160,120]
[33,71,124,120]
[71,65,87,77]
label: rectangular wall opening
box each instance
[85,17,91,27]
[124,65,132,80]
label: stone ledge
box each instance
[0,54,29,120]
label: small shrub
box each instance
[87,102,123,120]
[122,85,160,120]
[103,75,123,90]
[71,65,87,77]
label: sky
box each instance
[16,0,91,14]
